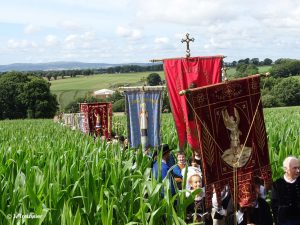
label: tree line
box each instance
[228,58,300,107]
[0,64,164,81]
[0,72,58,120]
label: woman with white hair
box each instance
[271,156,300,225]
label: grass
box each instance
[50,72,164,110]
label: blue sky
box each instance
[0,0,299,65]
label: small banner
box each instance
[164,56,222,150]
[124,90,163,149]
[187,75,272,208]
[80,102,113,139]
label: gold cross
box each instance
[181,33,194,57]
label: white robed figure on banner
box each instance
[139,102,148,151]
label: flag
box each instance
[187,75,272,208]
[164,56,222,150]
[80,102,113,138]
[124,90,163,149]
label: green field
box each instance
[50,67,272,111]
[50,71,165,110]
[0,106,299,224]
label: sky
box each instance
[0,0,299,65]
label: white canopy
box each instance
[93,89,115,97]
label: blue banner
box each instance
[124,90,163,149]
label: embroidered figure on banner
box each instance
[221,107,252,168]
[139,103,148,150]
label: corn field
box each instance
[0,106,299,224]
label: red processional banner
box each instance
[164,56,223,150]
[79,102,112,139]
[187,75,272,208]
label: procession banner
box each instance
[163,56,222,150]
[124,90,163,149]
[187,75,272,208]
[80,102,112,138]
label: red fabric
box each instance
[164,56,222,150]
[187,75,272,208]
[80,102,112,138]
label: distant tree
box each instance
[162,90,171,113]
[270,59,300,77]
[20,78,58,118]
[235,64,259,78]
[147,73,162,86]
[263,58,273,65]
[112,99,125,112]
[0,72,29,119]
[0,72,58,119]
[107,91,123,103]
[271,77,300,106]
[64,96,102,113]
[250,58,259,65]
[262,94,280,108]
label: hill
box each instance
[0,61,152,72]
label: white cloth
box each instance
[236,210,244,224]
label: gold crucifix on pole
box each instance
[181,33,194,57]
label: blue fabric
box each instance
[152,161,175,196]
[124,90,163,148]
[172,165,183,178]
[152,161,169,180]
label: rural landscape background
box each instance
[0,57,300,224]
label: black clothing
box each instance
[271,176,300,225]
[186,197,212,225]
[226,197,273,225]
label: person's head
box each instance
[189,174,202,190]
[283,156,300,180]
[176,151,185,165]
[119,135,125,142]
[161,144,172,161]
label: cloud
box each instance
[116,26,142,40]
[24,24,40,34]
[45,35,59,47]
[154,37,169,44]
[58,20,86,32]
[7,39,38,49]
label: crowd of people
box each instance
[151,144,300,225]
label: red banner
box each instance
[80,102,112,139]
[164,56,222,150]
[187,75,272,208]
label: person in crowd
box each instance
[226,177,273,225]
[182,159,203,190]
[211,185,231,225]
[172,151,186,189]
[152,144,175,196]
[271,156,300,225]
[186,172,212,224]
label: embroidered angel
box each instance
[221,108,252,168]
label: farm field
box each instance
[50,71,165,110]
[0,106,299,224]
[50,66,271,111]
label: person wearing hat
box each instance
[152,144,175,196]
